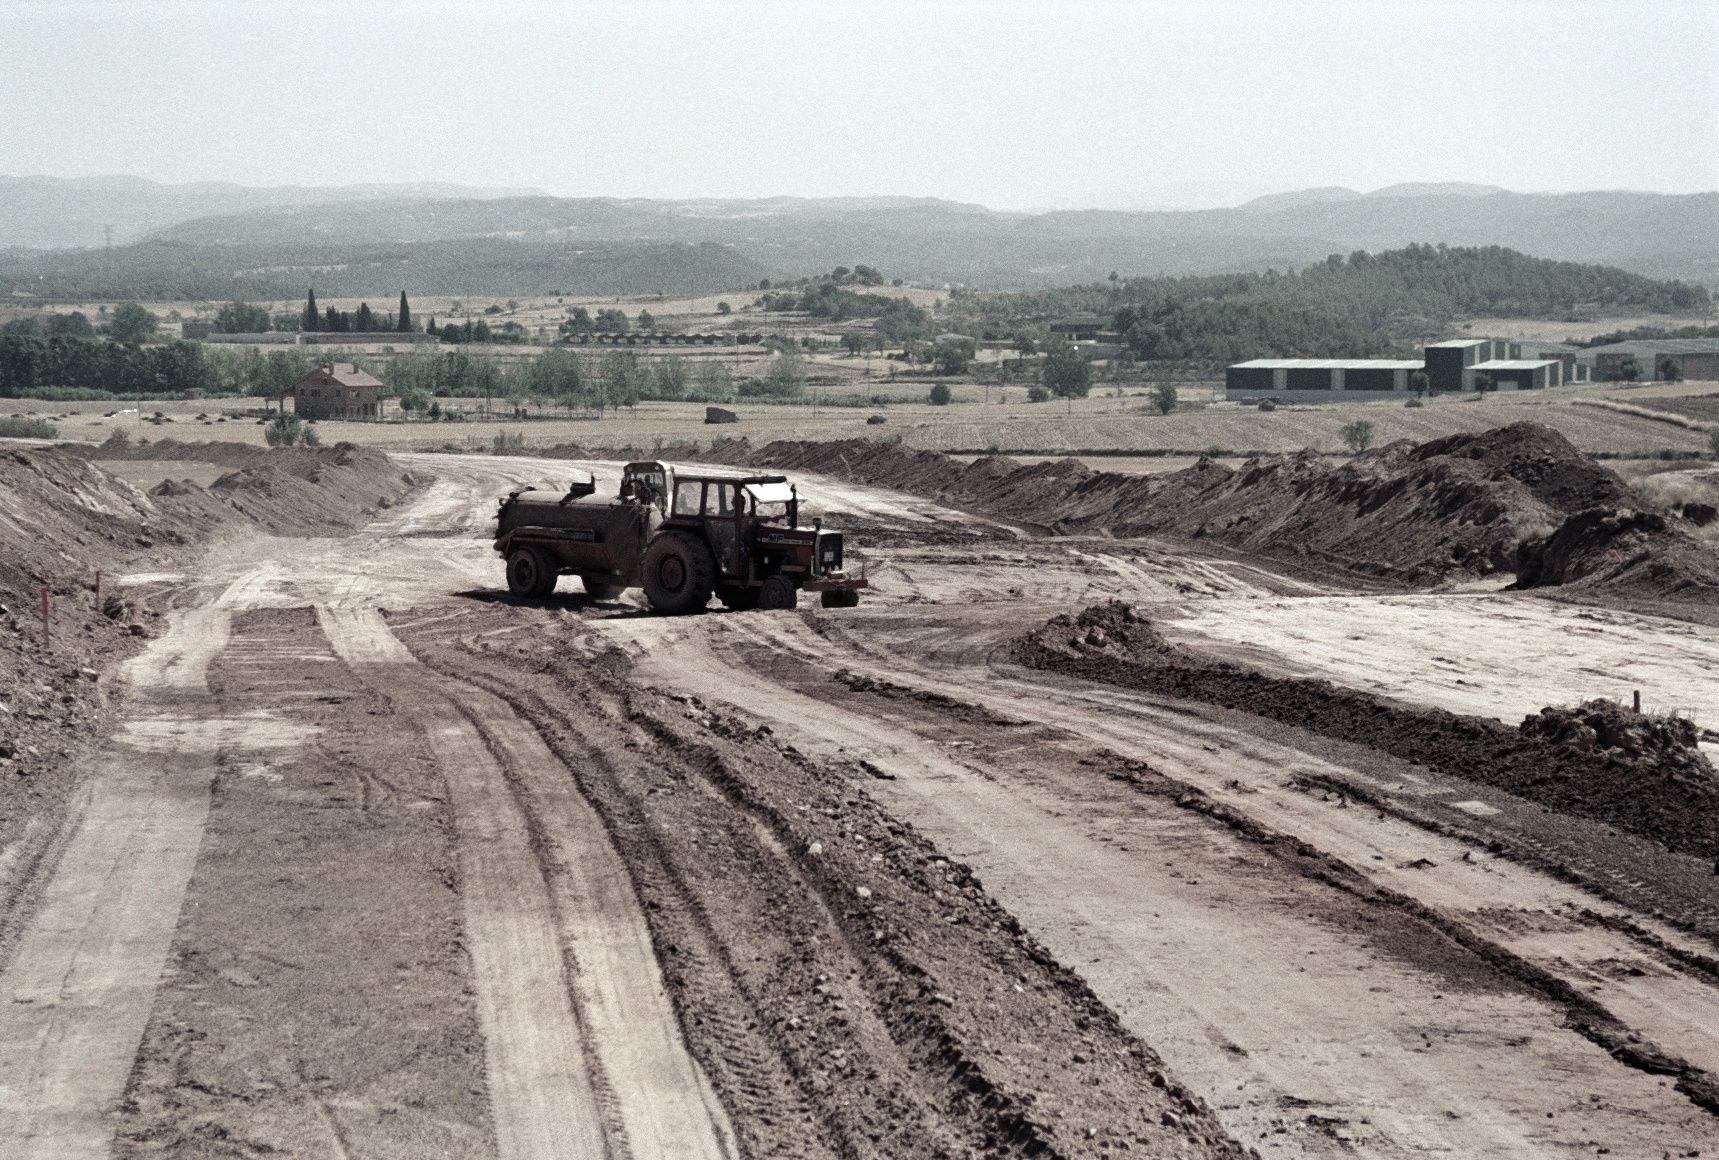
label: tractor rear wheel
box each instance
[716,584,758,611]
[757,574,799,611]
[641,532,716,614]
[580,575,626,600]
[507,546,557,598]
[820,588,860,609]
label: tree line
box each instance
[0,333,816,407]
[0,336,334,399]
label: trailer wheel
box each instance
[580,576,626,601]
[820,589,860,609]
[641,532,716,614]
[757,574,799,611]
[716,585,758,611]
[506,547,557,598]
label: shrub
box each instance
[1256,398,1276,412]
[1405,397,1424,408]
[1150,382,1178,415]
[102,427,131,450]
[301,423,321,447]
[264,413,304,447]
[1339,419,1375,453]
[1027,385,1050,403]
[928,382,952,406]
[0,416,57,438]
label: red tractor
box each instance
[494,460,867,613]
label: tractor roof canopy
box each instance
[623,460,789,487]
[745,481,794,504]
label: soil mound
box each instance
[1407,424,1633,512]
[1521,699,1715,785]
[75,438,421,535]
[193,443,419,536]
[1514,506,1719,601]
[1019,604,1719,863]
[0,446,164,610]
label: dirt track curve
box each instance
[1,450,1716,1158]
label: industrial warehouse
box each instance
[1225,337,1594,401]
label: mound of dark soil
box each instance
[1514,506,1719,601]
[1020,604,1719,864]
[1407,424,1634,512]
[1521,699,1715,784]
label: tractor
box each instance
[494,460,867,613]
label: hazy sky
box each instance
[4,0,1715,210]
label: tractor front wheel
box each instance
[757,574,799,611]
[506,546,557,598]
[641,532,716,614]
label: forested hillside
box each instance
[948,245,1713,362]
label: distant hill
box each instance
[0,237,770,300]
[1,179,1713,295]
[0,175,538,249]
[143,187,1719,289]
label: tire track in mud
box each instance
[322,609,736,1160]
[727,614,1719,1069]
[593,610,1719,1156]
[412,628,1248,1159]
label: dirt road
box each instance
[2,449,1715,1157]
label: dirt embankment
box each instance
[90,439,423,537]
[541,424,1719,598]
[1019,603,1719,864]
[0,441,421,848]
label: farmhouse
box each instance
[289,363,394,420]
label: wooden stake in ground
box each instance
[1633,689,1642,714]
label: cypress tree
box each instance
[303,288,319,332]
[398,291,412,332]
[356,302,374,332]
